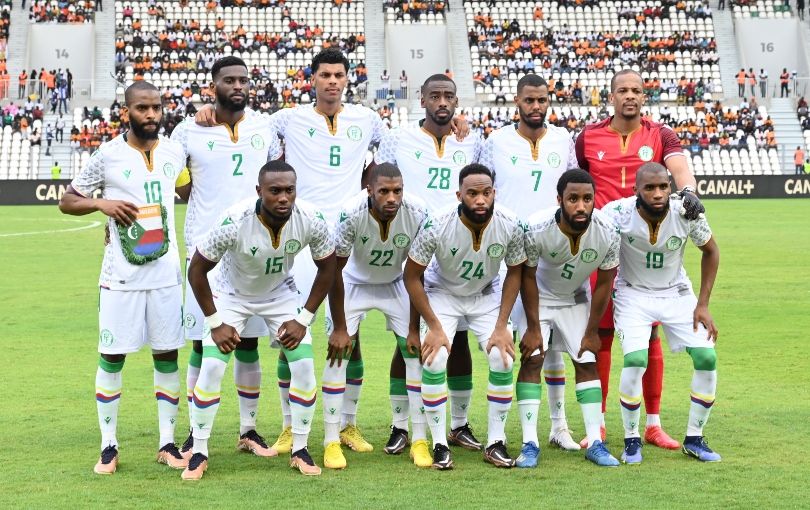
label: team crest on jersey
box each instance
[285,239,302,254]
[452,151,467,165]
[547,152,561,168]
[346,125,363,141]
[393,233,410,248]
[580,248,598,263]
[251,134,265,150]
[100,329,115,347]
[487,243,505,258]
[666,236,683,250]
[184,313,197,329]
[597,150,606,161]
[162,162,176,179]
[638,145,654,162]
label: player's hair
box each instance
[311,48,350,73]
[516,73,548,95]
[610,69,643,92]
[459,163,494,186]
[124,81,159,106]
[258,160,297,183]
[421,74,456,94]
[211,56,248,81]
[556,168,595,196]
[635,162,668,185]
[369,162,402,184]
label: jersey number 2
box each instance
[232,153,243,176]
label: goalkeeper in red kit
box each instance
[574,69,705,449]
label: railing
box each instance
[2,78,96,103]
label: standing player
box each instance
[322,163,429,469]
[603,163,720,464]
[479,74,582,453]
[516,169,621,468]
[59,82,189,474]
[374,74,484,454]
[182,161,336,479]
[171,56,283,459]
[404,164,526,469]
[574,69,705,449]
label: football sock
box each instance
[341,359,363,428]
[486,348,514,447]
[447,375,473,429]
[153,358,180,448]
[422,347,449,447]
[233,348,261,436]
[192,347,230,456]
[619,349,648,438]
[287,346,316,447]
[516,381,541,445]
[646,414,661,427]
[96,356,124,450]
[389,377,409,432]
[575,380,603,448]
[543,351,567,432]
[186,348,202,428]
[277,357,292,429]
[597,331,614,414]
[643,336,664,415]
[687,348,718,436]
[321,359,347,445]
[400,342,426,440]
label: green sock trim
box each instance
[395,335,418,359]
[623,349,649,368]
[202,346,231,363]
[153,359,178,374]
[515,381,542,401]
[390,377,407,396]
[277,358,291,380]
[233,347,259,363]
[576,387,602,404]
[422,370,446,385]
[189,349,202,369]
[686,347,717,371]
[282,343,313,363]
[98,357,124,373]
[488,370,513,386]
[346,359,364,379]
[447,374,473,391]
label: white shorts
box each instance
[614,289,715,355]
[205,285,312,350]
[99,285,184,355]
[183,257,268,340]
[326,280,410,338]
[421,291,509,350]
[512,295,595,363]
[292,246,317,309]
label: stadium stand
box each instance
[1,101,41,179]
[384,1,447,24]
[29,0,98,23]
[730,0,793,18]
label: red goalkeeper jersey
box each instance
[575,117,683,207]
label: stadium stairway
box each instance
[711,0,743,100]
[6,2,30,101]
[769,97,804,172]
[364,0,386,104]
[37,112,74,179]
[93,5,117,101]
[445,3,475,104]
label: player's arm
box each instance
[573,130,589,171]
[519,263,542,361]
[578,266,617,358]
[188,250,241,353]
[661,126,704,220]
[278,251,337,350]
[694,236,719,341]
[486,262,521,366]
[326,256,352,366]
[59,187,139,226]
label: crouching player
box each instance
[604,163,721,464]
[515,169,621,468]
[183,161,336,479]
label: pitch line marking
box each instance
[0,218,103,237]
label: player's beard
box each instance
[561,207,592,232]
[636,193,669,220]
[518,107,545,130]
[216,88,247,112]
[262,202,292,223]
[129,118,160,140]
[460,201,494,225]
[428,107,453,126]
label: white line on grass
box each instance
[0,218,103,237]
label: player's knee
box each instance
[574,361,599,382]
[689,347,717,371]
[235,337,258,351]
[517,354,542,383]
[290,358,316,388]
[151,349,178,362]
[100,353,126,364]
[201,356,228,380]
[192,340,203,354]
[542,350,565,371]
[623,349,648,368]
[233,345,259,363]
[424,347,449,374]
[487,347,513,373]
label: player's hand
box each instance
[211,323,240,354]
[519,326,543,362]
[406,329,421,358]
[578,329,601,359]
[486,326,516,367]
[421,327,451,366]
[277,319,307,350]
[693,304,718,342]
[678,190,706,220]
[326,328,353,367]
[195,104,217,127]
[449,116,470,141]
[97,199,139,226]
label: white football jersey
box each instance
[524,207,620,305]
[71,134,185,291]
[409,205,526,297]
[374,125,483,213]
[171,109,282,251]
[479,124,578,219]
[197,198,334,299]
[269,103,386,221]
[335,190,428,285]
[602,197,713,296]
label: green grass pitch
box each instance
[1,200,808,509]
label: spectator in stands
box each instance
[804,158,810,174]
[380,69,390,96]
[17,70,27,99]
[781,68,790,97]
[55,114,65,143]
[719,0,725,9]
[747,68,756,98]
[737,68,746,97]
[30,128,41,147]
[50,161,61,180]
[799,0,806,20]
[399,70,408,98]
[494,86,507,105]
[795,146,805,175]
[45,123,54,155]
[759,69,768,99]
